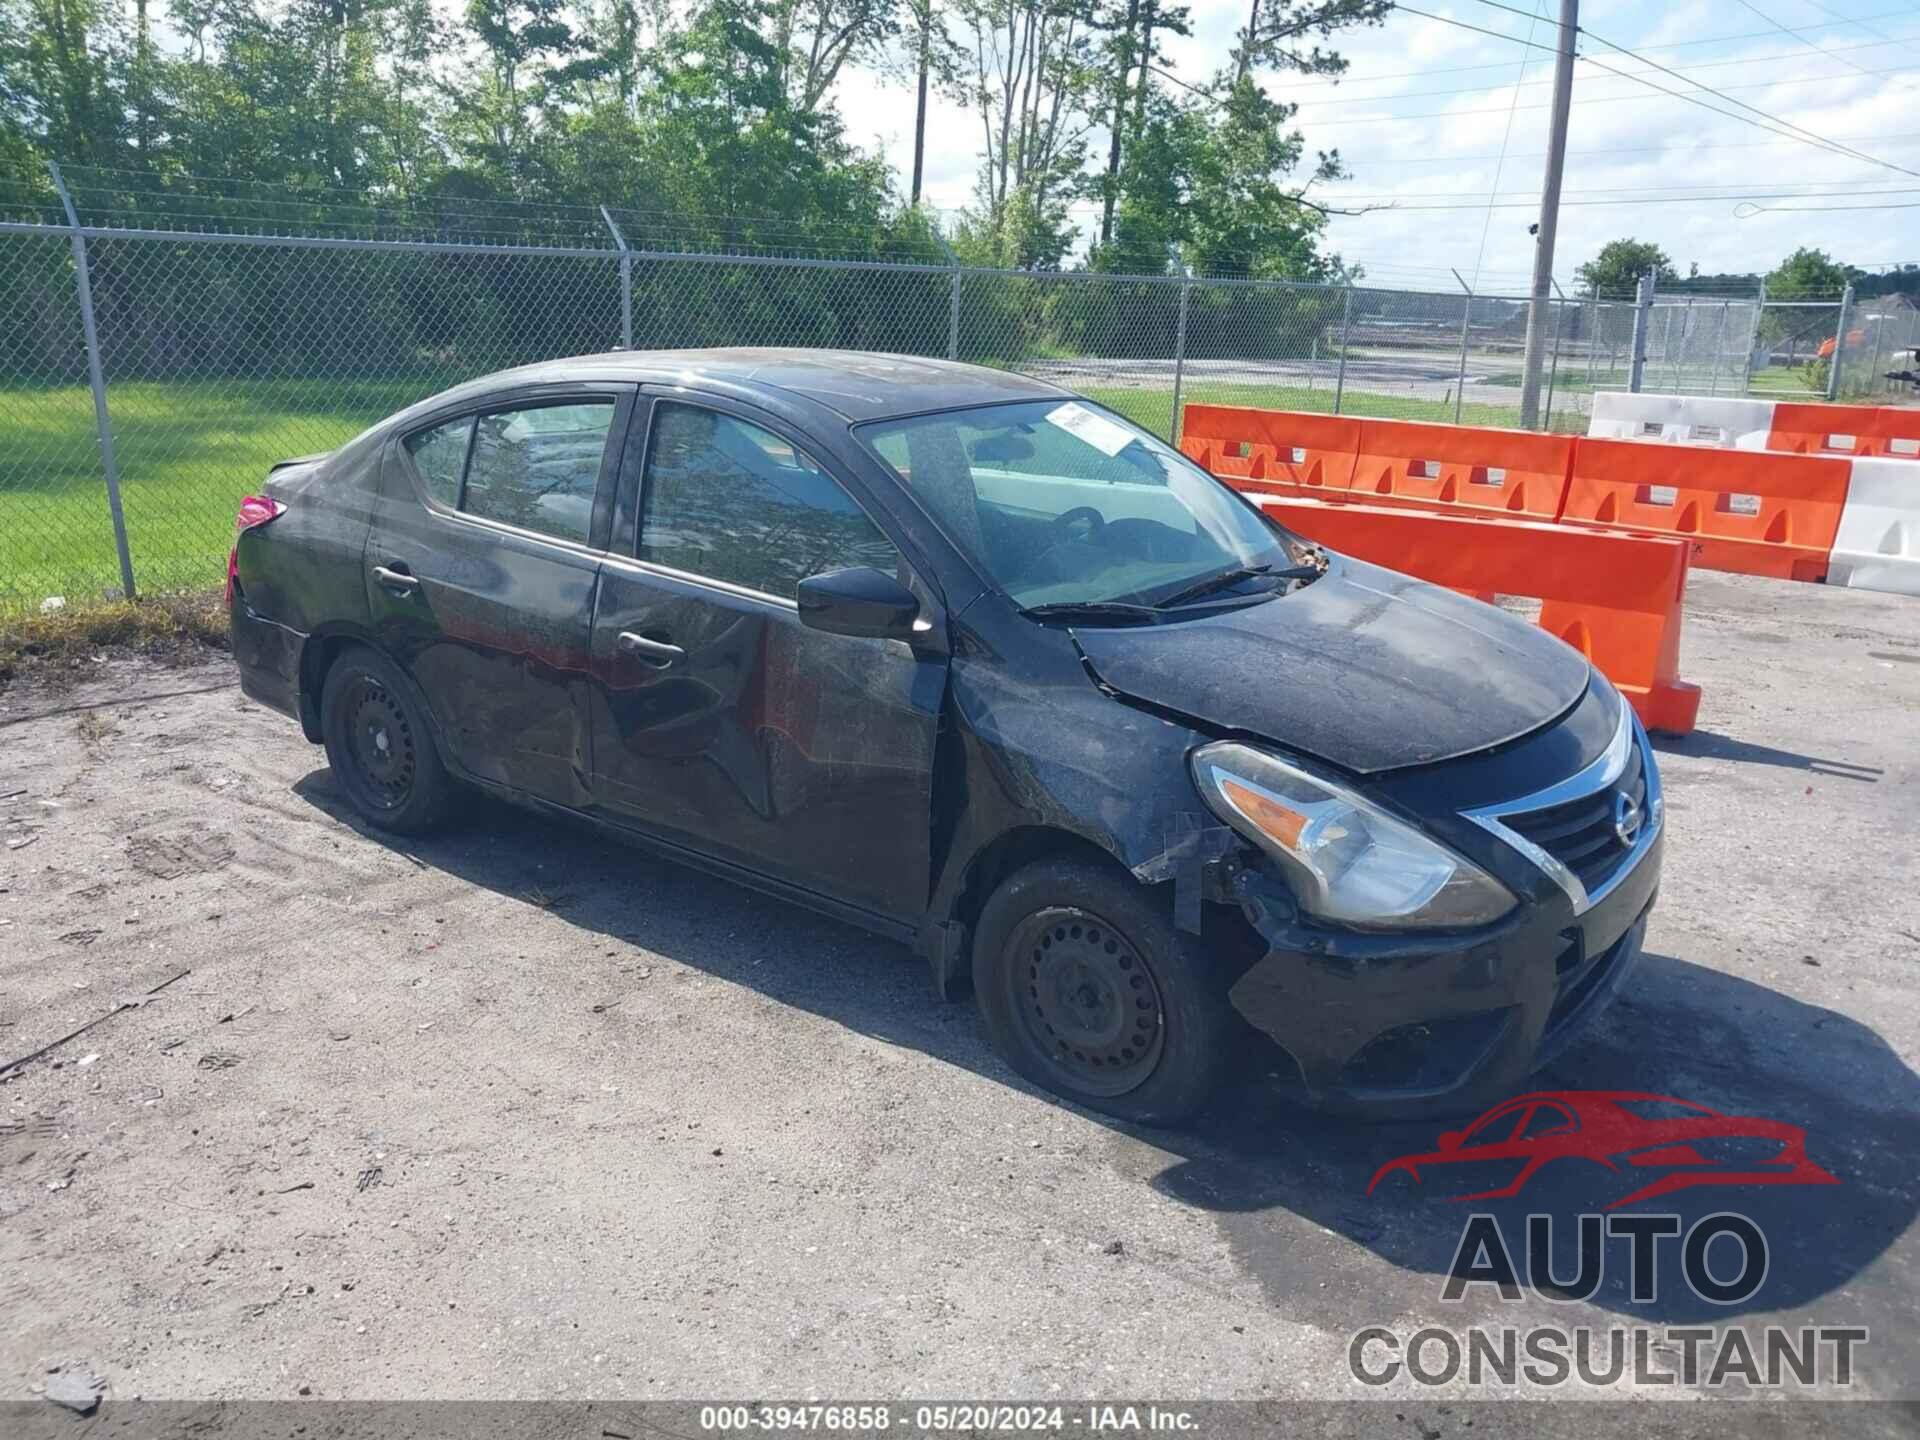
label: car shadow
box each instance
[1652,729,1884,783]
[294,770,1917,1334]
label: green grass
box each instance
[0,373,1589,612]
[1748,367,1825,398]
[1082,381,1590,437]
[1,376,446,609]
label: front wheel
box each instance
[971,858,1235,1126]
[319,644,454,834]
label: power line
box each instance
[1328,131,1920,167]
[1285,39,1911,108]
[1792,0,1920,63]
[1340,187,1920,211]
[1323,182,1920,201]
[1471,0,1543,291]
[1387,4,1566,54]
[1740,199,1920,213]
[1289,58,1915,115]
[1275,17,1920,94]
[1718,0,1920,91]
[1465,0,1920,176]
[1572,50,1920,178]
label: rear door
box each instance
[367,384,636,805]
[586,394,946,923]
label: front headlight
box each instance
[1191,741,1516,930]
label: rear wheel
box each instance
[972,858,1234,1126]
[319,645,453,834]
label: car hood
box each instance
[1072,556,1590,774]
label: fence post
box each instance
[1449,270,1472,425]
[1627,270,1654,393]
[599,206,633,349]
[1867,304,1891,397]
[48,160,135,602]
[1708,301,1727,396]
[1332,284,1354,414]
[1827,282,1855,401]
[1741,278,1765,394]
[1542,299,1567,430]
[1585,294,1599,384]
[948,269,961,361]
[1169,280,1191,443]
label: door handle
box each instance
[372,564,419,595]
[617,631,685,668]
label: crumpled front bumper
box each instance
[1226,826,1661,1112]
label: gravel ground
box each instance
[0,571,1916,1415]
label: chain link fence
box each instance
[1832,298,1920,403]
[0,197,1893,613]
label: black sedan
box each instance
[228,349,1663,1124]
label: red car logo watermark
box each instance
[1367,1090,1839,1210]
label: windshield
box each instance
[858,399,1294,610]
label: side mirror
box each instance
[1437,1131,1463,1153]
[796,566,921,641]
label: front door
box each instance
[587,396,946,924]
[367,386,634,804]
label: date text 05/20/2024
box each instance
[697,1406,1200,1432]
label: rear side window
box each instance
[463,402,616,545]
[404,418,472,507]
[639,402,897,599]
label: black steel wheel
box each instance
[1011,907,1166,1098]
[319,645,454,834]
[972,857,1234,1125]
[339,675,417,812]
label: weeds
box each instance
[0,589,229,693]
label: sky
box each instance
[833,0,1920,296]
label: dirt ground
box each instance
[1,570,1917,1414]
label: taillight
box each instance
[227,494,286,604]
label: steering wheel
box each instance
[1050,505,1106,545]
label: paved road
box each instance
[0,572,1915,1416]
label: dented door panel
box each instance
[587,558,944,923]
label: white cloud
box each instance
[837,0,1920,286]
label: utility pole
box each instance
[1518,0,1578,430]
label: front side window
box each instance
[860,399,1290,609]
[639,401,898,599]
[461,402,615,545]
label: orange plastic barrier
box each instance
[1178,405,1359,495]
[1766,402,1920,460]
[1562,438,1851,582]
[1349,418,1574,521]
[1256,496,1702,735]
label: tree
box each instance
[1090,75,1339,280]
[1767,246,1859,300]
[1229,0,1389,87]
[885,0,963,204]
[1575,239,1676,297]
[771,0,901,115]
[955,0,1096,267]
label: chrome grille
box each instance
[1463,701,1661,915]
[1502,742,1647,897]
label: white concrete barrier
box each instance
[1588,392,1776,450]
[1828,457,1920,597]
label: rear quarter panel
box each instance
[238,430,383,634]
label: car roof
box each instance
[420,348,1074,424]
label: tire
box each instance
[971,857,1235,1126]
[318,644,454,834]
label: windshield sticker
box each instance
[1049,402,1136,457]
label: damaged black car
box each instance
[229,349,1662,1124]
